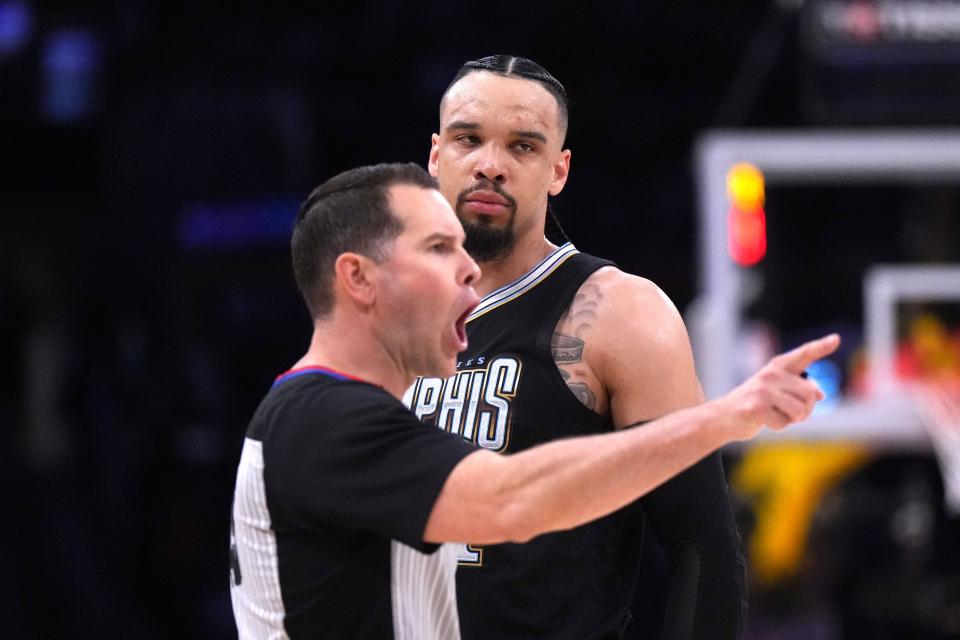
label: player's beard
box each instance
[456,182,518,263]
[460,215,516,263]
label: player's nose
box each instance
[473,144,508,184]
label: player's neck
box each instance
[473,234,559,297]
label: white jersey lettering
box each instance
[406,356,522,454]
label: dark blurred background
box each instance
[3,1,960,638]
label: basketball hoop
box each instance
[913,378,960,517]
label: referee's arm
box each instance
[421,335,836,546]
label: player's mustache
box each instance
[456,180,517,210]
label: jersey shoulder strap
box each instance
[468,244,615,325]
[530,249,616,332]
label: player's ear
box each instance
[548,149,571,196]
[334,252,377,308]
[428,133,441,177]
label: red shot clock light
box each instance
[726,162,767,267]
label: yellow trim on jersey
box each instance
[467,243,579,323]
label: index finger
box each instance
[778,333,841,374]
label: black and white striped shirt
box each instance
[230,367,475,639]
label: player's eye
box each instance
[513,142,535,153]
[456,135,480,146]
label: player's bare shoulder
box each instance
[551,266,697,419]
[591,267,691,353]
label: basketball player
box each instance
[408,55,746,639]
[229,161,838,639]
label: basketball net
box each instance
[913,377,960,517]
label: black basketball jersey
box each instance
[405,243,646,640]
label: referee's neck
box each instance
[295,317,412,399]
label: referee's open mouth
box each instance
[453,300,477,351]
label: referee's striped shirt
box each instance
[229,367,475,639]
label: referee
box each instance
[228,162,839,639]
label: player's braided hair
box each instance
[443,55,571,244]
[444,55,569,133]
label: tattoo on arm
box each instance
[567,382,596,410]
[551,334,584,364]
[553,333,594,408]
[552,282,605,411]
[568,284,601,338]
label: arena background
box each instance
[2,1,959,638]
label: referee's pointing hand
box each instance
[717,333,841,440]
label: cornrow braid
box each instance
[443,55,569,130]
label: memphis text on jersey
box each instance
[405,355,522,453]
[404,355,522,565]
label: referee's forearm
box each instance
[426,402,729,544]
[494,403,729,541]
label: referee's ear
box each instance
[334,252,377,311]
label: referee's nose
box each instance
[460,247,480,288]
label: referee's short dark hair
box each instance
[292,162,437,318]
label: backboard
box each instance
[690,130,960,448]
